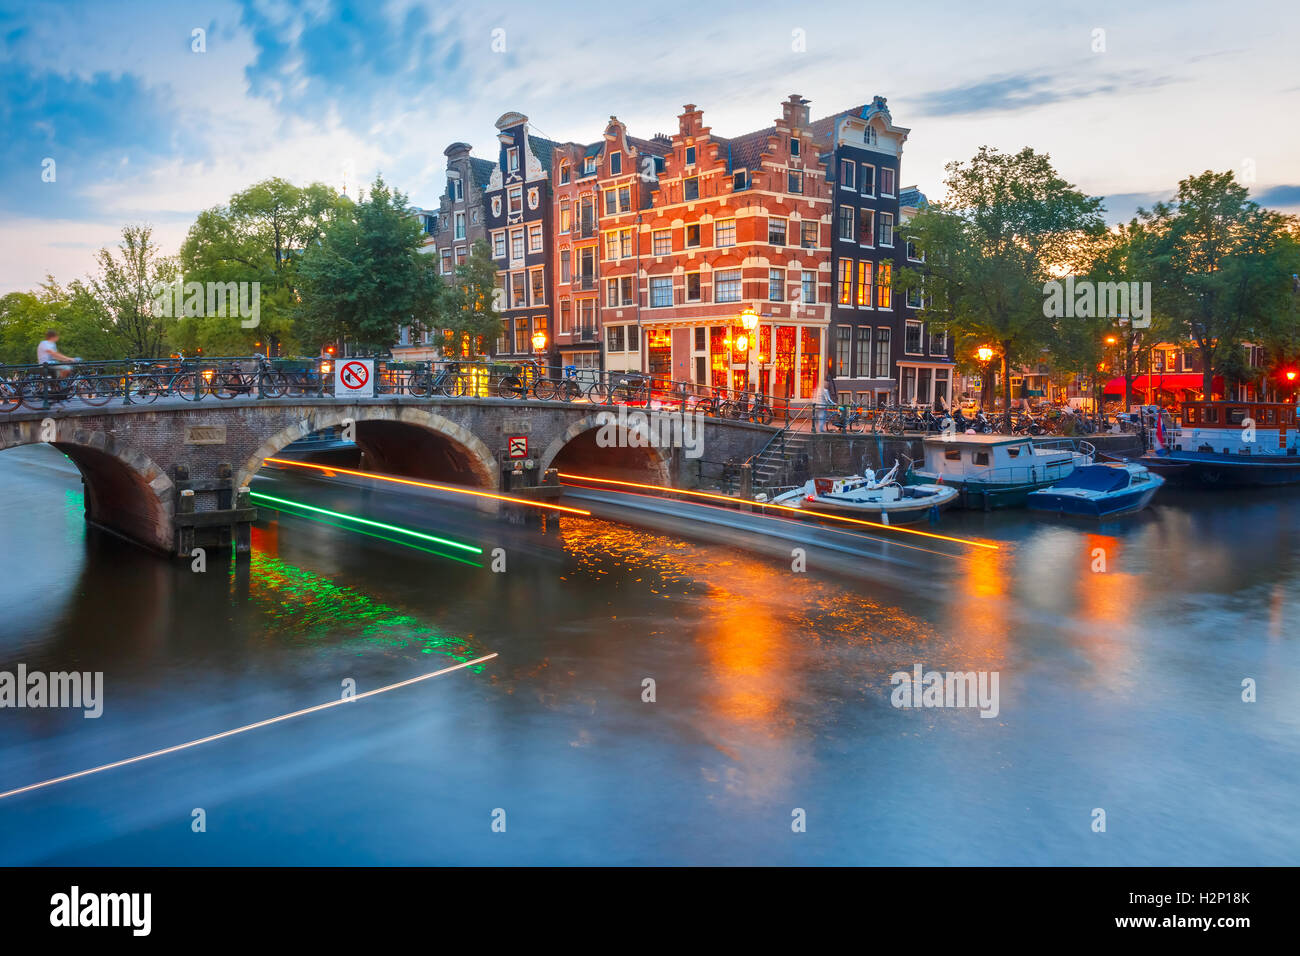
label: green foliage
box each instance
[435,239,502,354]
[80,225,179,357]
[295,175,441,352]
[0,279,118,365]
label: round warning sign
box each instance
[335,359,374,397]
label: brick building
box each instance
[485,112,559,364]
[625,94,834,401]
[550,139,603,370]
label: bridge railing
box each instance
[0,355,813,426]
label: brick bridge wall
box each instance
[0,397,774,555]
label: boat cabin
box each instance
[1173,401,1298,456]
[918,435,1093,484]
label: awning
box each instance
[1103,374,1221,394]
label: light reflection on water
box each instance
[0,444,1298,865]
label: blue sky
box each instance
[3,0,1298,291]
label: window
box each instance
[715,219,736,247]
[605,230,632,260]
[857,261,872,307]
[877,262,892,309]
[560,249,571,283]
[454,212,466,240]
[605,277,633,307]
[733,170,748,190]
[685,145,696,166]
[514,317,529,354]
[559,298,571,334]
[878,212,894,247]
[855,326,871,376]
[604,189,617,215]
[873,328,891,378]
[835,325,851,375]
[974,451,989,466]
[945,447,961,461]
[905,320,923,353]
[859,208,875,246]
[684,176,699,201]
[606,325,625,352]
[801,219,818,248]
[583,156,596,175]
[906,237,922,261]
[838,259,853,305]
[714,269,741,303]
[528,223,543,252]
[559,163,570,185]
[619,186,630,211]
[610,151,622,175]
[931,327,948,354]
[510,272,527,309]
[685,224,701,247]
[510,229,524,261]
[619,228,632,257]
[508,187,522,214]
[881,167,896,196]
[768,218,787,245]
[650,276,673,307]
[788,170,803,194]
[790,137,801,158]
[864,126,878,146]
[802,271,816,304]
[906,284,923,310]
[579,248,595,284]
[838,205,855,241]
[455,246,466,265]
[653,229,671,256]
[578,298,596,332]
[441,249,452,274]
[627,325,640,352]
[530,268,546,306]
[507,148,519,172]
[769,268,784,301]
[860,164,875,196]
[449,178,463,202]
[839,159,855,189]
[686,272,702,301]
[560,202,571,234]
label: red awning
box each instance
[1103,374,1221,394]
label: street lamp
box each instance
[531,330,547,352]
[975,346,994,412]
[738,307,760,395]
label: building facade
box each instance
[485,112,559,364]
[550,139,603,370]
[811,97,954,408]
[625,95,833,400]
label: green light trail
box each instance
[249,490,483,560]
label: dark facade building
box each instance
[485,112,559,363]
[811,97,954,408]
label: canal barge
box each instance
[1136,400,1300,487]
[904,435,1095,510]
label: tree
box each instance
[295,175,441,352]
[434,239,502,357]
[899,147,1105,426]
[176,178,345,355]
[79,225,179,357]
[1135,170,1299,399]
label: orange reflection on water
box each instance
[1073,532,1138,681]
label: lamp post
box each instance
[739,307,759,396]
[976,345,994,413]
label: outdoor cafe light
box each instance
[531,330,547,352]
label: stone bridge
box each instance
[0,396,774,557]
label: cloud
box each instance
[1251,184,1300,209]
[912,70,1176,118]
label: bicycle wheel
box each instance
[846,414,864,433]
[74,375,114,407]
[561,380,581,402]
[128,374,162,403]
[586,382,614,404]
[212,372,240,399]
[497,377,526,399]
[533,380,558,401]
[754,405,773,426]
[0,380,19,412]
[260,372,284,399]
[18,378,49,410]
[407,374,433,398]
[282,372,308,398]
[172,372,203,400]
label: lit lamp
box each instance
[975,346,994,413]
[531,330,547,352]
[1287,370,1297,382]
[739,307,760,395]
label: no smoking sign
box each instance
[334,359,374,398]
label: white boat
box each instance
[1026,462,1165,518]
[904,435,1095,510]
[772,461,959,524]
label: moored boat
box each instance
[1136,400,1300,487]
[1026,462,1165,518]
[772,460,958,524]
[903,435,1095,510]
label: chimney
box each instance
[781,94,811,128]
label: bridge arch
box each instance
[537,412,673,485]
[0,419,174,553]
[237,405,500,491]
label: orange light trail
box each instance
[557,472,999,550]
[263,457,591,515]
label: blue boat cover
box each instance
[1051,465,1130,493]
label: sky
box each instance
[2,0,1299,292]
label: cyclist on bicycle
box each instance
[37,330,80,378]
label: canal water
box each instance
[1,443,1297,865]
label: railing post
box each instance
[122,364,132,405]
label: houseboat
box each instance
[1139,400,1300,487]
[904,435,1095,510]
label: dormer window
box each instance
[583,156,596,174]
[790,137,800,158]
[685,145,696,166]
[507,147,519,172]
[610,151,622,175]
[864,126,878,146]
[449,178,463,202]
[559,163,570,185]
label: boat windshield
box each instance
[1051,466,1129,493]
